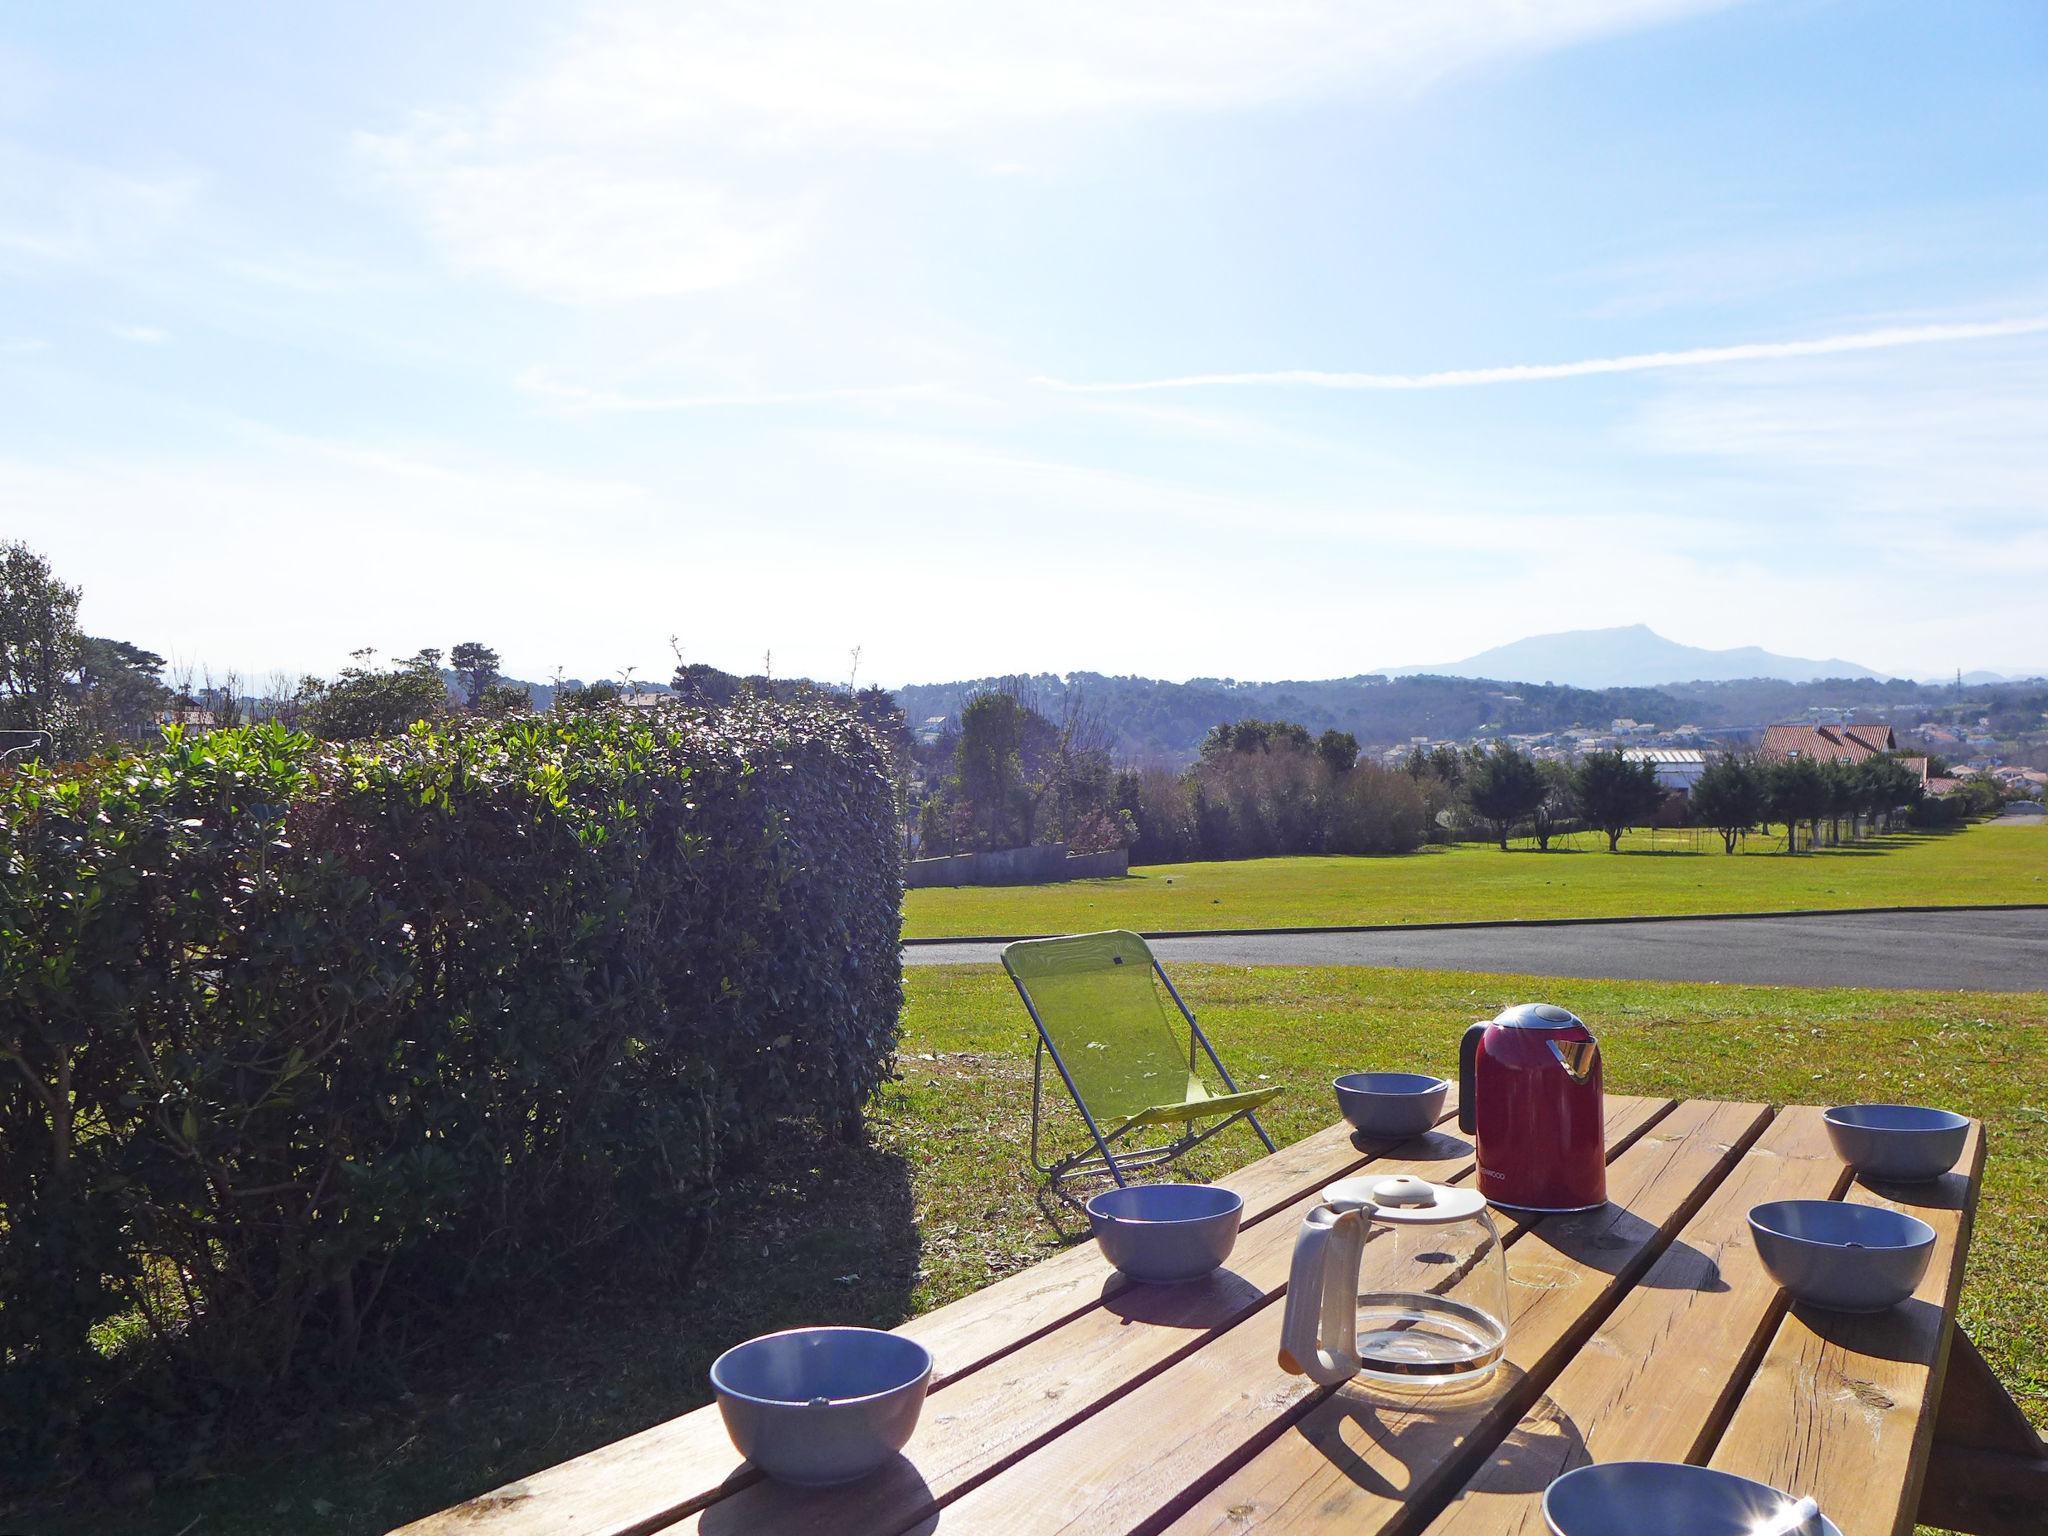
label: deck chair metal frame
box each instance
[1003,930,1280,1206]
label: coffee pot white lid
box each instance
[1320,1174,1487,1225]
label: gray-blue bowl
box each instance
[1543,1462,1841,1536]
[710,1326,932,1486]
[1748,1199,1935,1314]
[1087,1182,1243,1283]
[1824,1104,1968,1182]
[1334,1072,1449,1139]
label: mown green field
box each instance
[903,819,2048,938]
[91,962,2045,1536]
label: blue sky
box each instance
[4,0,2045,689]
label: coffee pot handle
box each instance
[1277,1204,1365,1385]
[1457,1021,1487,1134]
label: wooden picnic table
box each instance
[397,1093,2046,1536]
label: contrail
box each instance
[1035,315,2048,394]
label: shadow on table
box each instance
[697,1453,934,1535]
[1791,1296,1945,1366]
[1098,1267,1268,1329]
[1302,1362,1586,1500]
[1511,1203,1729,1293]
[1350,1126,1475,1166]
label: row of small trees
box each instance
[1689,750,1927,852]
[1421,741,1936,853]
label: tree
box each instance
[1529,758,1577,851]
[1765,755,1828,852]
[74,636,172,745]
[953,691,1036,848]
[0,540,83,743]
[473,681,534,718]
[1464,745,1547,850]
[670,661,742,707]
[299,653,451,741]
[1820,757,1860,844]
[555,679,620,710]
[1427,744,1467,787]
[449,642,502,708]
[1316,729,1360,776]
[1856,753,1924,832]
[1199,719,1313,759]
[1573,749,1666,852]
[1689,754,1767,853]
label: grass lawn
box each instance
[57,962,2045,1536]
[903,819,2048,938]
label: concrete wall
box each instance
[905,843,1129,888]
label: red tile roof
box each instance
[1840,723,1897,754]
[1759,723,1887,763]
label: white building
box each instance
[1622,747,1710,792]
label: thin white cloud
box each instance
[110,323,171,345]
[513,366,946,413]
[0,141,196,265]
[0,336,47,354]
[1037,315,2048,393]
[365,0,1740,302]
[1630,337,2048,534]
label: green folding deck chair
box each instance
[1002,929,1282,1204]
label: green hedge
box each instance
[0,700,901,1458]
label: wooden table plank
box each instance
[910,1098,1685,1536]
[390,1100,1463,1536]
[907,1100,1464,1389]
[672,1115,1495,1536]
[1416,1105,1852,1536]
[679,1102,1672,1536]
[1152,1098,1767,1536]
[1707,1122,1986,1536]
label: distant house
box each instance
[1622,747,1709,792]
[1759,721,1897,764]
[1760,721,1963,794]
[159,707,224,731]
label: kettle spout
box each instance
[1547,1038,1599,1083]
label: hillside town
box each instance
[1373,705,2047,804]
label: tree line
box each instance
[915,698,1432,861]
[1408,740,1955,854]
[907,690,2004,866]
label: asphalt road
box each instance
[903,908,2048,992]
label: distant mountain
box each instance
[1380,625,1882,689]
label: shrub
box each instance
[297,655,451,739]
[1119,742,1428,862]
[0,699,900,1466]
[1324,763,1430,854]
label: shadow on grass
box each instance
[23,1126,920,1536]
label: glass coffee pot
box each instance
[1278,1173,1509,1385]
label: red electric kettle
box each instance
[1458,1002,1606,1212]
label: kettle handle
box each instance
[1457,1021,1487,1135]
[1277,1205,1365,1385]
